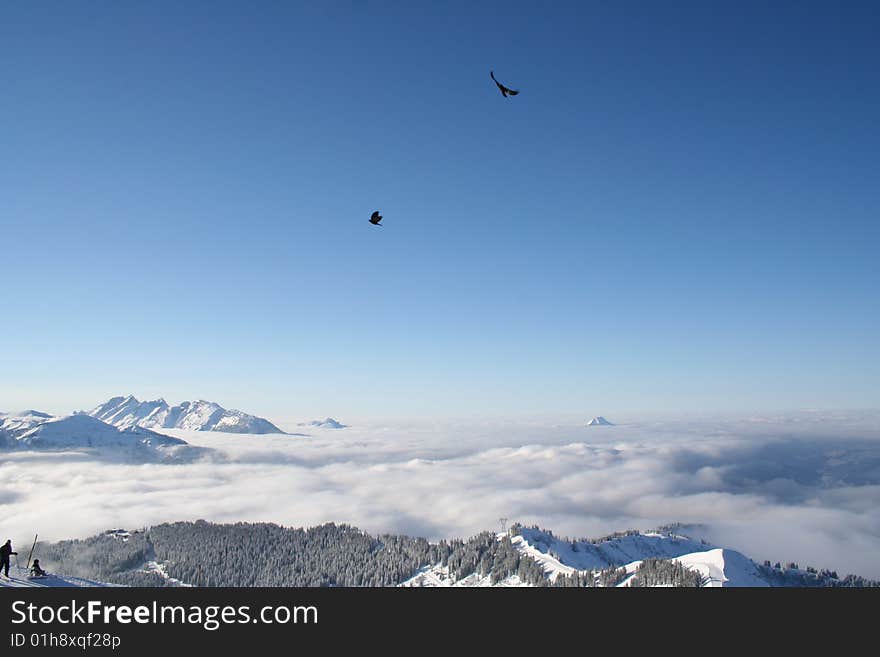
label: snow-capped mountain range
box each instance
[88,395,285,434]
[0,394,290,460]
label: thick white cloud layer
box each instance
[1,410,879,578]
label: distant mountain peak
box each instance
[15,410,53,418]
[588,416,614,426]
[88,396,285,435]
[301,417,347,429]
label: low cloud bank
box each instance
[1,411,878,578]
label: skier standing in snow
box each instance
[0,540,17,577]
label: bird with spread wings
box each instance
[490,71,519,97]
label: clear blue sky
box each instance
[1,1,878,420]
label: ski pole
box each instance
[26,534,37,570]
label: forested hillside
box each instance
[36,521,879,588]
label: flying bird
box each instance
[490,71,519,98]
[369,210,383,226]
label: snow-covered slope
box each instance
[672,548,768,587]
[140,560,192,587]
[1,410,55,434]
[514,527,771,586]
[210,407,283,433]
[1,411,55,447]
[0,566,114,588]
[404,528,775,587]
[2,414,205,462]
[402,565,528,587]
[88,395,284,434]
[513,528,703,572]
[587,416,614,426]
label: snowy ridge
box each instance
[514,527,769,587]
[0,410,55,435]
[403,528,774,587]
[0,414,205,462]
[88,395,285,434]
[514,527,710,573]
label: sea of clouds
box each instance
[1,410,879,578]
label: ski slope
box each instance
[0,566,114,588]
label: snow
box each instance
[1,414,204,462]
[0,410,56,434]
[141,561,192,587]
[88,395,285,434]
[105,529,132,541]
[302,417,348,429]
[512,529,775,587]
[673,548,769,587]
[513,527,712,575]
[0,566,114,588]
[403,529,774,587]
[588,416,614,426]
[212,408,285,434]
[399,565,530,587]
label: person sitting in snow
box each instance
[30,559,47,577]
